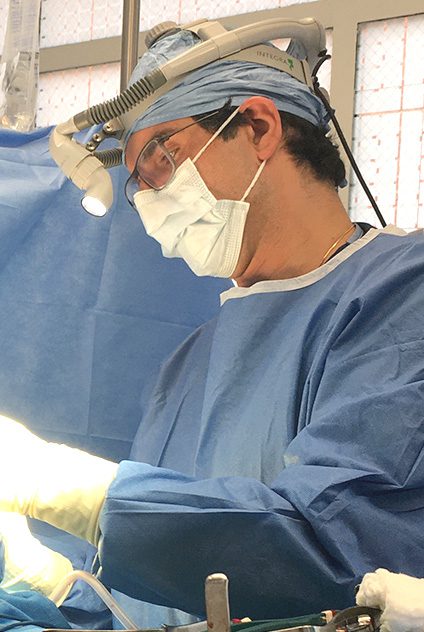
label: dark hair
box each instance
[193,101,346,188]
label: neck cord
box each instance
[320,223,355,266]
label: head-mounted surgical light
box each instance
[50,125,113,217]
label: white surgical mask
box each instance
[133,108,266,278]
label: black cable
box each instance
[311,53,331,79]
[320,605,382,631]
[312,73,387,228]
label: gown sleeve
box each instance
[98,289,424,619]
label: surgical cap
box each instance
[122,29,330,155]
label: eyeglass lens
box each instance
[125,139,176,207]
[125,106,224,207]
[138,139,175,188]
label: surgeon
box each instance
[1,23,424,627]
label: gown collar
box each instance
[221,224,407,305]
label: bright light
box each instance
[50,126,114,218]
[81,196,108,217]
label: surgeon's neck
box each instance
[232,156,353,287]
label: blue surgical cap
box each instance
[123,29,330,155]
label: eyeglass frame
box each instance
[124,108,223,208]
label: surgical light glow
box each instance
[81,196,108,217]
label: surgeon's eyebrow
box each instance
[139,116,205,156]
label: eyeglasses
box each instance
[125,109,221,208]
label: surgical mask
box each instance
[133,108,266,278]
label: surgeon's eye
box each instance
[163,143,177,159]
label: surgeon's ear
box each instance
[239,97,283,161]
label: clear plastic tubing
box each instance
[50,570,139,630]
[0,0,41,131]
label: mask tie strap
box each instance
[241,159,267,201]
[193,106,241,163]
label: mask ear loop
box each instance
[241,159,266,201]
[193,106,241,163]
[192,105,267,201]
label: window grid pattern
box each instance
[38,0,317,48]
[37,63,120,127]
[349,14,424,230]
[40,0,123,47]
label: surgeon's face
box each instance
[125,108,264,202]
[125,97,284,283]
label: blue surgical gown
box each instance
[98,226,424,621]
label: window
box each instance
[37,63,120,128]
[349,15,424,230]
